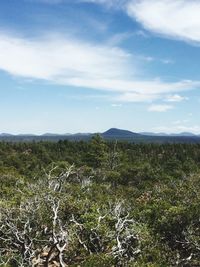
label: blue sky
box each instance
[1,0,200,134]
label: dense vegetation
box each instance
[0,135,200,266]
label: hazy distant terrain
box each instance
[1,128,200,143]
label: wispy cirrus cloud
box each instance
[78,0,128,9]
[81,0,200,44]
[30,0,128,7]
[27,0,64,4]
[126,0,200,44]
[116,92,159,102]
[165,94,188,102]
[28,0,200,45]
[0,32,199,103]
[148,104,173,112]
[111,103,122,107]
[0,32,132,81]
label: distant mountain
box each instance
[170,132,196,137]
[0,133,13,136]
[102,128,141,139]
[140,132,197,137]
[42,133,63,136]
[17,134,37,137]
[1,128,200,143]
[140,132,169,136]
[72,133,92,136]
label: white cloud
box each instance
[138,55,174,65]
[106,32,134,46]
[161,59,174,64]
[172,119,189,125]
[116,92,159,102]
[148,104,173,112]
[140,56,154,62]
[66,78,200,96]
[127,0,200,43]
[165,94,188,102]
[0,32,199,102]
[153,125,200,134]
[111,103,122,107]
[0,33,131,81]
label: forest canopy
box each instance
[0,136,200,266]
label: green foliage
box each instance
[0,140,200,265]
[81,254,114,266]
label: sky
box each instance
[1,0,200,134]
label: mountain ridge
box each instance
[0,128,199,137]
[102,128,141,138]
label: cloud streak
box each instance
[78,0,128,9]
[148,104,173,112]
[0,32,199,102]
[165,94,188,102]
